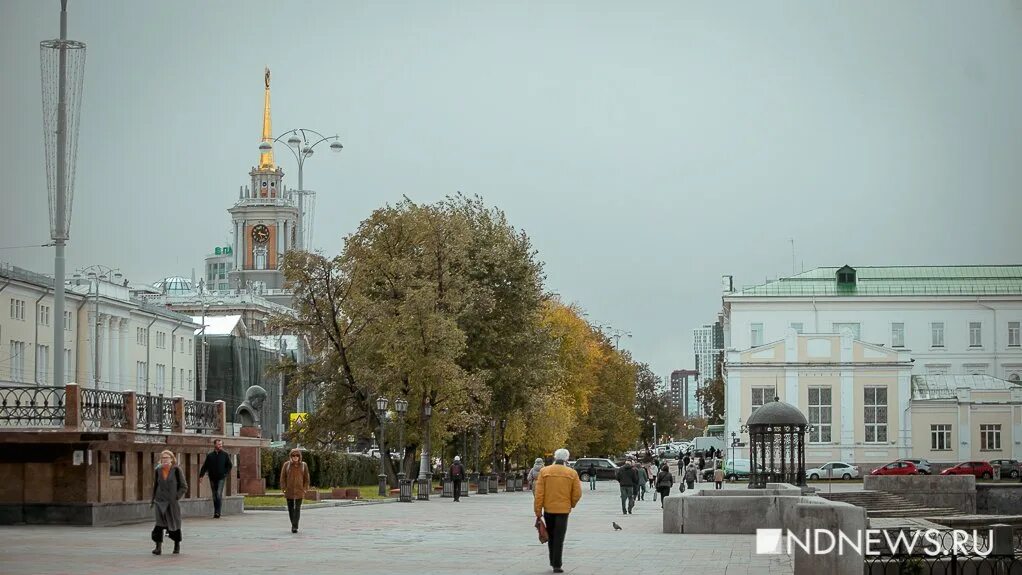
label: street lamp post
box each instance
[258,128,343,250]
[499,418,507,476]
[418,399,433,500]
[376,396,389,496]
[394,398,408,482]
[73,265,118,390]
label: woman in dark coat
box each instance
[655,464,674,508]
[151,449,188,555]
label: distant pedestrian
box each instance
[533,448,582,574]
[713,461,724,490]
[279,448,310,533]
[682,454,690,469]
[684,462,698,490]
[528,458,545,490]
[449,456,466,502]
[635,462,649,501]
[616,460,639,515]
[150,450,187,555]
[586,462,597,490]
[697,455,706,480]
[655,464,674,508]
[198,438,233,518]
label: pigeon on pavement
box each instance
[612,522,622,531]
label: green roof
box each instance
[732,265,1022,297]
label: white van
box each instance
[693,436,725,453]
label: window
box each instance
[10,298,25,320]
[156,364,166,392]
[38,305,50,326]
[156,332,166,349]
[969,322,982,347]
[64,310,72,330]
[751,387,774,413]
[832,323,861,339]
[891,323,905,348]
[790,322,804,334]
[187,369,193,391]
[864,386,888,443]
[179,368,184,392]
[188,339,192,355]
[751,323,764,347]
[981,424,1002,451]
[9,340,26,382]
[1009,322,1020,348]
[807,387,832,443]
[255,246,267,270]
[109,451,125,477]
[64,349,71,384]
[136,327,148,346]
[35,345,49,384]
[931,322,944,348]
[931,424,952,450]
[136,361,146,387]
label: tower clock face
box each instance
[252,224,270,244]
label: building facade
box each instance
[1,264,200,398]
[693,320,724,416]
[722,265,1022,468]
[670,369,699,416]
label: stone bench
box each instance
[330,488,361,499]
[303,490,328,501]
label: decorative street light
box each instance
[490,419,497,474]
[418,399,433,500]
[191,295,224,401]
[499,418,507,476]
[394,397,409,483]
[259,128,343,250]
[376,396,389,496]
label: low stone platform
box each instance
[0,495,244,526]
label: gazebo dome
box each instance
[746,398,808,427]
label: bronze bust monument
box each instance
[235,385,267,427]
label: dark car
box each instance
[990,459,1020,479]
[940,461,994,479]
[571,458,619,481]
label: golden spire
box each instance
[259,66,275,170]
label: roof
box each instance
[911,374,1022,400]
[192,315,246,337]
[746,398,809,426]
[730,265,1022,297]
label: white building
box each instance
[692,321,723,416]
[722,264,1022,467]
[0,264,200,397]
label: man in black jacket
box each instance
[449,456,466,502]
[615,460,639,515]
[199,439,233,518]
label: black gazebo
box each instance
[745,398,809,488]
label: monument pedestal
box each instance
[238,426,265,495]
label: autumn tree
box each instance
[695,351,725,424]
[633,363,673,449]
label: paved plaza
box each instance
[1,480,793,575]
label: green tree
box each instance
[633,363,673,449]
[695,351,725,424]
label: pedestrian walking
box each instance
[655,464,674,508]
[150,450,187,555]
[713,461,724,490]
[533,448,582,574]
[198,438,233,518]
[279,448,310,533]
[697,455,706,481]
[528,457,545,490]
[635,462,649,501]
[615,459,639,515]
[449,456,466,502]
[586,462,597,490]
[684,461,697,490]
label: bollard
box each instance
[489,474,499,494]
[515,475,524,492]
[400,479,414,502]
[442,478,454,498]
[417,477,430,501]
[460,478,470,498]
[478,475,489,495]
[505,474,514,493]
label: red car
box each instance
[870,461,918,476]
[940,461,994,479]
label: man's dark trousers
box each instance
[544,512,569,569]
[210,477,225,516]
[453,479,462,501]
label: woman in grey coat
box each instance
[151,449,188,555]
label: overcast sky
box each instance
[2,1,1021,383]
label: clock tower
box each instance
[227,68,299,299]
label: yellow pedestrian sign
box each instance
[290,412,308,429]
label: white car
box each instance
[806,461,860,480]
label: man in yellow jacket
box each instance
[533,448,582,574]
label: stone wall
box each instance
[862,475,976,513]
[0,495,244,526]
[977,484,1022,515]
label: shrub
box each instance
[262,448,379,488]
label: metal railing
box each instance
[136,394,176,433]
[183,399,217,433]
[80,388,127,429]
[0,386,65,427]
[863,528,1021,575]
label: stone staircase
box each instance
[817,490,960,518]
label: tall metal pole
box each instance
[296,160,304,250]
[92,279,99,388]
[378,414,387,496]
[200,305,207,401]
[52,0,70,390]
